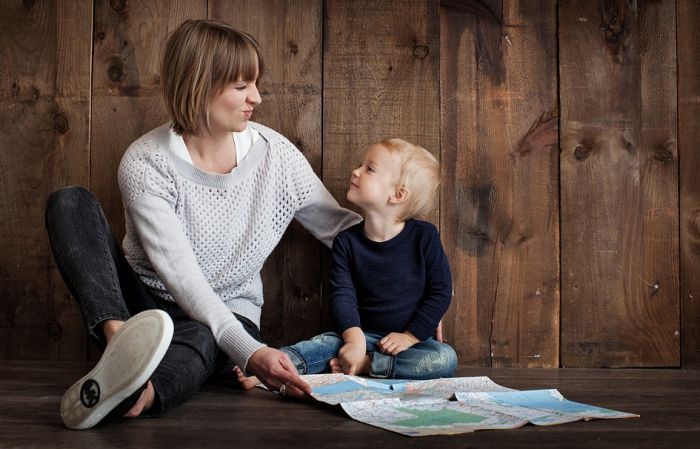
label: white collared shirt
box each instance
[171,125,260,172]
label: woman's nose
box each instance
[248,84,262,105]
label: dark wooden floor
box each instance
[1,361,698,449]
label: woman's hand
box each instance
[246,347,311,398]
[378,331,419,355]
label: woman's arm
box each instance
[294,178,362,248]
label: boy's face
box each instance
[347,144,400,213]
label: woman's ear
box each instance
[389,186,409,204]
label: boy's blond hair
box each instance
[161,19,263,136]
[380,138,440,221]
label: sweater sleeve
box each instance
[279,140,361,248]
[119,150,266,370]
[405,226,453,341]
[295,178,363,248]
[329,234,361,333]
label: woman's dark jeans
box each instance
[45,186,261,415]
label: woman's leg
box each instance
[45,186,222,422]
[45,186,146,344]
[365,334,458,379]
[280,332,344,374]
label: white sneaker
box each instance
[60,309,174,429]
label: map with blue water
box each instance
[297,374,638,437]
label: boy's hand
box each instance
[378,332,419,355]
[435,320,444,342]
[338,341,367,375]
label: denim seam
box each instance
[89,199,129,315]
[284,346,308,374]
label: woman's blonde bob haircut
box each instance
[380,138,440,221]
[161,19,264,136]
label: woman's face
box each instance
[208,78,262,134]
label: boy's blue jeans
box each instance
[281,332,458,379]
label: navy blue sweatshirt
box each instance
[329,219,452,341]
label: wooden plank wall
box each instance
[0,1,92,360]
[0,0,696,368]
[440,0,559,368]
[560,0,679,367]
[678,0,700,369]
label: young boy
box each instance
[237,138,456,387]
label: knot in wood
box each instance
[52,114,69,134]
[653,149,673,163]
[692,211,700,236]
[110,0,126,12]
[413,45,429,59]
[108,57,125,83]
[288,41,299,55]
[574,144,589,161]
[47,323,63,341]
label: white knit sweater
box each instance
[118,122,361,369]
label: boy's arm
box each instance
[405,228,453,341]
[329,234,369,373]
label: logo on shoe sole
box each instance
[80,379,100,408]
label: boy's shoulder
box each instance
[409,219,440,237]
[336,220,365,241]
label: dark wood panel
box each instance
[440,0,559,367]
[1,361,699,449]
[209,0,324,347]
[91,0,206,239]
[322,0,440,330]
[559,0,679,367]
[678,0,700,368]
[0,0,91,360]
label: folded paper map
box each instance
[292,374,638,437]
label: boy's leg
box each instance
[280,332,344,374]
[365,335,458,379]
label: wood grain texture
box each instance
[0,0,92,360]
[2,361,700,448]
[440,0,559,367]
[678,0,700,368]
[322,0,440,330]
[559,0,679,367]
[209,0,324,346]
[91,0,206,239]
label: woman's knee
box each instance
[46,186,99,224]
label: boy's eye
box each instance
[366,166,374,173]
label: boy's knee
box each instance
[440,344,458,374]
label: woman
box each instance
[45,19,360,429]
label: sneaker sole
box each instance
[60,309,174,429]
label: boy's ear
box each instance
[389,186,409,204]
